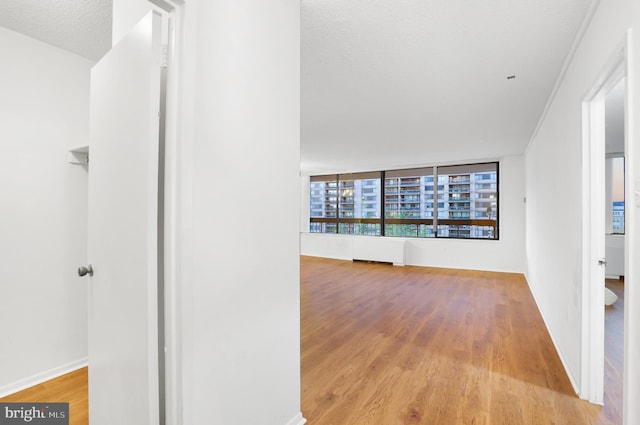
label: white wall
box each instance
[182,3,302,424]
[116,2,304,425]
[605,234,624,278]
[525,0,640,421]
[0,27,92,394]
[301,155,526,274]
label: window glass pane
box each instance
[612,201,625,234]
[309,177,337,219]
[336,173,382,236]
[610,157,625,234]
[336,173,382,221]
[310,173,382,236]
[338,223,381,236]
[309,162,498,240]
[338,178,355,218]
[437,162,498,239]
[385,223,419,237]
[384,168,434,220]
[418,224,435,237]
[383,167,435,238]
[309,175,338,234]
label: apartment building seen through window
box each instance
[309,162,499,240]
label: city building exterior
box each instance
[613,201,625,234]
[310,163,498,239]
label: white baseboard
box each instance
[524,276,581,397]
[285,412,307,425]
[0,358,88,398]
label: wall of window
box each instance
[309,162,499,240]
[384,167,435,237]
[310,172,382,236]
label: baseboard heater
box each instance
[352,237,406,266]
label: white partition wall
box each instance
[525,0,640,422]
[112,2,304,425]
[183,2,303,420]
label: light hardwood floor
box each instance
[0,257,623,425]
[301,256,621,425]
[0,367,87,425]
[604,278,624,423]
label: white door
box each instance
[87,11,163,425]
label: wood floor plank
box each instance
[604,278,624,423]
[301,255,622,425]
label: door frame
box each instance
[580,33,628,405]
[146,1,185,424]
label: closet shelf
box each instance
[68,145,89,165]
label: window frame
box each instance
[309,162,499,240]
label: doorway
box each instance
[581,39,627,419]
[602,77,626,422]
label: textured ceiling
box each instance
[301,0,593,173]
[0,0,112,61]
[1,0,594,172]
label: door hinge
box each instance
[162,46,168,68]
[598,258,607,266]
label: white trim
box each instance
[285,412,307,425]
[145,1,185,425]
[525,0,602,154]
[581,94,606,404]
[149,0,185,11]
[622,28,636,425]
[0,359,87,398]
[580,36,628,405]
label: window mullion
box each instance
[433,166,438,237]
[381,171,386,236]
[334,174,339,233]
